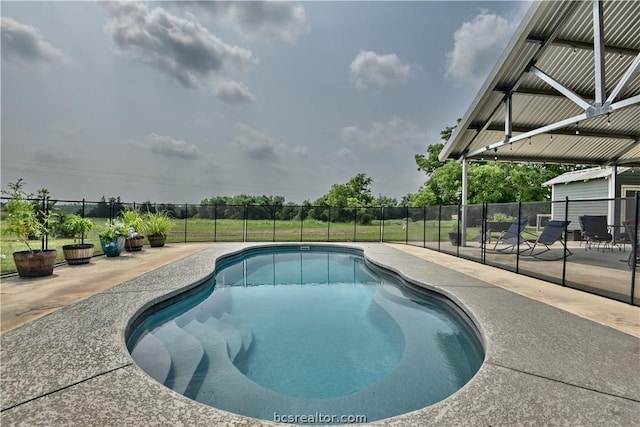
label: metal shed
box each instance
[542,166,640,228]
[438,0,640,213]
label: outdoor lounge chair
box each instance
[492,218,531,253]
[578,215,612,251]
[623,219,639,269]
[527,220,572,259]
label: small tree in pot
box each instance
[1,179,57,277]
[62,214,94,265]
[144,211,172,247]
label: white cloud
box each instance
[212,79,256,104]
[340,117,428,150]
[231,124,310,165]
[1,17,66,66]
[148,133,201,159]
[179,1,310,43]
[349,51,417,90]
[331,147,355,162]
[445,12,518,86]
[232,124,279,161]
[102,1,257,97]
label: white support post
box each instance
[461,157,468,246]
[609,165,617,240]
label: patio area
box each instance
[415,238,640,305]
[1,242,638,425]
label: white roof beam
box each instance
[529,65,592,110]
[606,52,640,105]
[593,0,606,107]
[525,37,640,57]
[606,138,640,165]
[464,95,640,158]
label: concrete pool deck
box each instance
[1,242,639,425]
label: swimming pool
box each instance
[127,245,484,422]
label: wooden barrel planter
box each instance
[125,236,145,252]
[147,234,166,247]
[62,244,95,265]
[13,249,58,278]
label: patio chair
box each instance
[623,219,639,269]
[578,215,612,251]
[492,218,531,253]
[527,220,572,259]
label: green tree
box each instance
[413,121,583,206]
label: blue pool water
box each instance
[127,246,484,422]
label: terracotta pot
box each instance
[13,249,58,278]
[62,244,95,265]
[125,236,144,252]
[147,233,166,247]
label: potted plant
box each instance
[98,220,127,257]
[120,208,145,252]
[448,221,461,246]
[1,179,57,277]
[62,214,94,265]
[144,211,172,247]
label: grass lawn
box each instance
[1,216,488,274]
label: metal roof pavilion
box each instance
[439,0,640,167]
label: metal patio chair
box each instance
[492,218,531,253]
[578,215,612,251]
[527,220,572,260]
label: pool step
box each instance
[201,317,243,361]
[152,321,205,395]
[129,331,172,384]
[220,313,253,352]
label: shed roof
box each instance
[542,166,630,186]
[439,0,640,166]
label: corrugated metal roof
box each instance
[439,0,640,167]
[542,166,630,186]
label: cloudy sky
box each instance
[1,1,530,204]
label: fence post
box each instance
[353,208,357,242]
[327,206,330,242]
[481,202,487,264]
[42,197,48,251]
[405,206,409,245]
[214,204,218,242]
[631,193,638,304]
[300,205,304,242]
[423,206,426,248]
[562,197,570,286]
[516,201,522,272]
[243,205,248,242]
[184,203,188,243]
[438,205,442,252]
[380,206,385,243]
[272,205,276,242]
[81,198,86,244]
